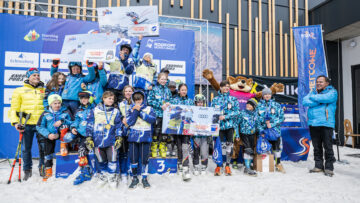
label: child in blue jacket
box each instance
[36,94,72,181]
[51,59,96,118]
[126,91,156,189]
[147,72,172,158]
[238,99,258,176]
[63,91,96,185]
[86,91,122,187]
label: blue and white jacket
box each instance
[126,92,156,142]
[43,85,65,108]
[51,64,96,101]
[211,91,239,130]
[119,99,132,137]
[238,109,258,136]
[302,85,338,128]
[147,82,172,117]
[86,103,122,148]
[71,103,95,137]
[256,99,284,135]
[36,106,72,138]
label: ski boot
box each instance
[23,169,32,181]
[244,167,257,177]
[60,142,68,156]
[159,142,167,158]
[182,166,191,181]
[309,167,324,173]
[151,142,158,158]
[214,166,221,176]
[224,165,232,176]
[142,177,151,189]
[200,165,207,175]
[73,166,92,185]
[232,161,239,169]
[193,165,201,176]
[324,170,334,177]
[275,164,286,174]
[43,167,52,181]
[97,173,109,186]
[121,174,128,185]
[108,173,119,188]
[129,176,139,189]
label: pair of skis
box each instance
[8,112,31,184]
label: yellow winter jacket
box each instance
[8,81,45,125]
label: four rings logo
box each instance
[146,39,176,50]
[24,30,40,42]
[301,31,316,39]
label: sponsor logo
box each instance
[161,60,186,74]
[42,34,59,42]
[292,137,310,156]
[301,31,316,39]
[8,73,27,82]
[102,9,112,16]
[24,30,40,42]
[40,53,68,69]
[151,26,157,32]
[4,88,15,105]
[5,51,39,68]
[146,39,176,50]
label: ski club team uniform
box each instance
[147,82,172,158]
[86,102,122,183]
[118,98,132,181]
[51,62,96,118]
[211,90,240,172]
[86,64,107,104]
[125,91,156,188]
[106,42,140,102]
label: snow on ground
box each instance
[1,145,360,203]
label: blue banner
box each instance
[0,13,195,158]
[293,25,328,128]
[281,128,311,162]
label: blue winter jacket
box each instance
[106,42,140,90]
[147,82,172,117]
[86,68,107,104]
[256,99,284,135]
[71,103,95,137]
[302,85,338,128]
[51,64,96,101]
[211,91,240,130]
[170,95,195,106]
[119,99,132,137]
[238,109,258,136]
[126,92,156,142]
[43,85,65,108]
[86,103,122,148]
[36,106,72,138]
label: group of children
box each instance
[33,37,284,189]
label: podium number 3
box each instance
[157,160,165,172]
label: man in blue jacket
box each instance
[303,75,338,177]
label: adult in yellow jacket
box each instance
[8,68,46,180]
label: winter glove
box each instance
[98,62,104,70]
[52,58,60,68]
[85,137,94,151]
[86,60,93,67]
[114,136,123,150]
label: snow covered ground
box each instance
[1,145,360,203]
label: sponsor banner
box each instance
[293,25,328,127]
[4,88,15,105]
[161,60,186,74]
[83,49,116,62]
[145,39,176,51]
[3,107,10,123]
[281,128,311,162]
[281,104,301,127]
[4,70,27,86]
[97,6,159,37]
[162,105,220,136]
[60,33,117,62]
[40,53,69,69]
[4,51,39,68]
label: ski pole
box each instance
[8,134,23,184]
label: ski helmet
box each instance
[78,90,94,104]
[194,94,206,103]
